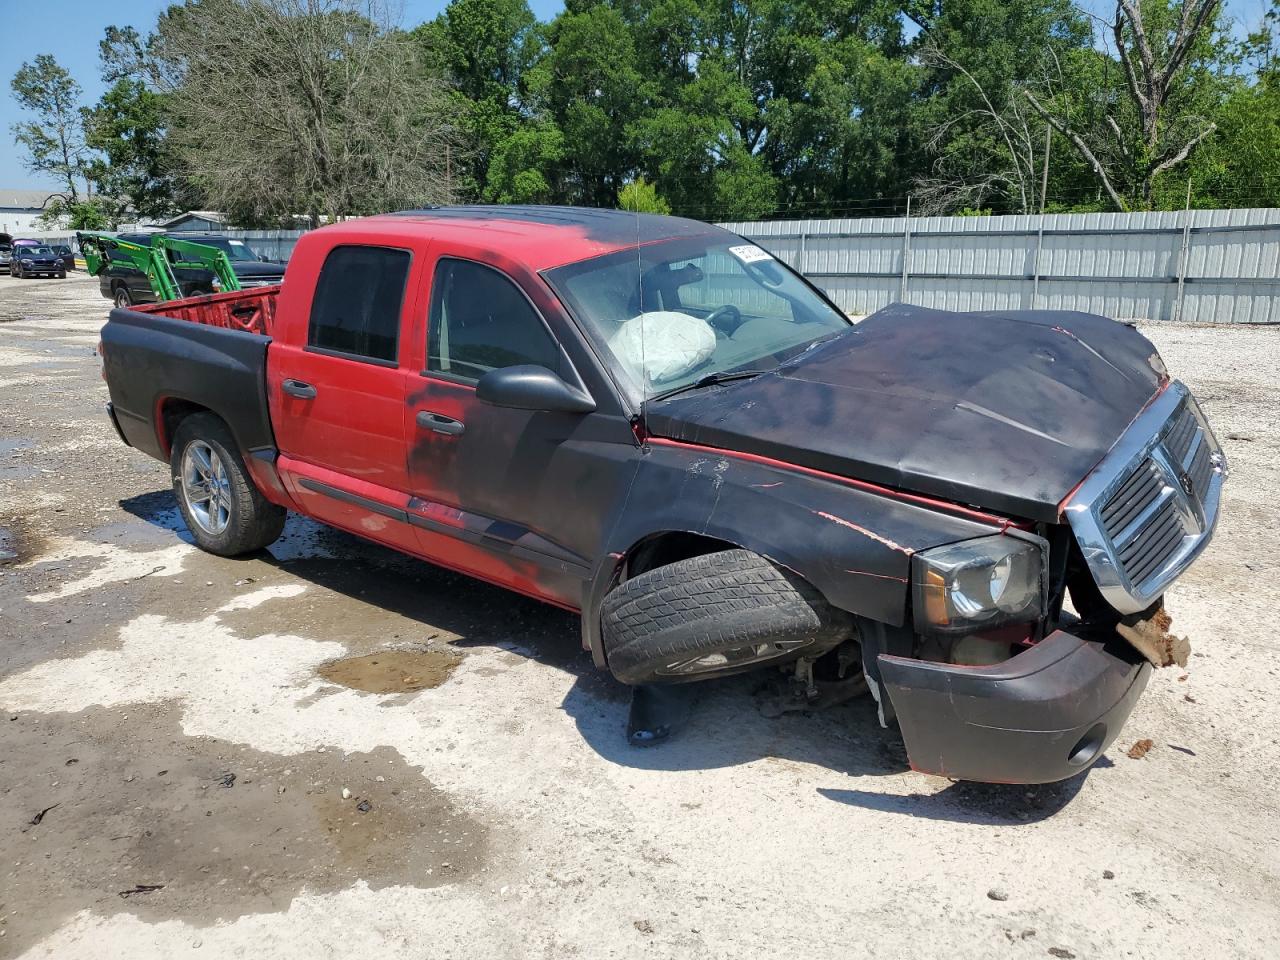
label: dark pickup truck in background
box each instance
[97,205,1225,784]
[97,232,286,308]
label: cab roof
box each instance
[348,205,732,272]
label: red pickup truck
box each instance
[100,205,1225,783]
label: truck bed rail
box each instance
[133,286,278,337]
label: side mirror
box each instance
[476,365,596,414]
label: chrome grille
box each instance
[1117,495,1183,586]
[1065,382,1225,614]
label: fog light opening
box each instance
[1067,722,1107,767]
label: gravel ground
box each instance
[1,272,1278,960]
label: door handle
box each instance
[282,379,317,400]
[417,411,465,436]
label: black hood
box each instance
[231,259,285,279]
[644,304,1166,522]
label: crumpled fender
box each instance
[581,439,1010,668]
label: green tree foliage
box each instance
[84,27,187,221]
[21,0,1276,225]
[618,177,671,213]
[412,0,542,199]
[35,196,113,230]
[9,55,94,201]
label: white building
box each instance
[0,188,63,236]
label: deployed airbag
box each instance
[610,310,716,385]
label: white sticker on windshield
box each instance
[728,244,774,265]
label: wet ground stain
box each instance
[0,516,41,566]
[318,649,464,694]
[0,702,487,957]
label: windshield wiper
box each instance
[648,369,769,403]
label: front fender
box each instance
[581,440,1011,668]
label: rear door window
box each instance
[308,245,411,364]
[426,259,559,381]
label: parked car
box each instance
[10,245,66,279]
[98,206,1225,784]
[96,232,285,308]
[0,244,11,274]
[50,243,76,271]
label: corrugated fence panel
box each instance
[36,211,1279,323]
[721,208,1280,324]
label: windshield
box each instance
[546,236,849,400]
[200,238,260,261]
[25,246,54,256]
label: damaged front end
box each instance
[863,381,1224,784]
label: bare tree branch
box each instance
[1163,1,1221,87]
[1023,88,1128,210]
[151,0,460,224]
[1105,115,1131,157]
[1151,122,1217,176]
[1114,2,1150,115]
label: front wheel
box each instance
[113,285,132,308]
[11,264,20,279]
[601,549,853,685]
[171,413,286,556]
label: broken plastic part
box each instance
[1115,605,1191,668]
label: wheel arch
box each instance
[157,397,216,458]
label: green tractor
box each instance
[77,232,242,302]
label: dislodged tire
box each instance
[602,549,853,685]
[170,413,286,556]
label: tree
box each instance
[910,1,1094,215]
[1183,1,1280,208]
[35,196,113,230]
[414,0,541,199]
[528,4,650,207]
[1024,1,1225,209]
[150,0,463,225]
[484,122,564,202]
[84,26,187,221]
[9,55,94,201]
[617,178,670,213]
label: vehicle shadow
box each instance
[118,489,1098,825]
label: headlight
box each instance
[912,535,1044,633]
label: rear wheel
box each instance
[602,549,852,685]
[170,413,286,556]
[113,285,132,308]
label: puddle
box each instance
[0,703,488,954]
[0,519,40,565]
[318,648,463,693]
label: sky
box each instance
[0,0,1271,192]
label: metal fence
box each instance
[27,208,1280,323]
[721,207,1280,324]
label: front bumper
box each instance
[877,629,1150,784]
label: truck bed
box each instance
[132,285,279,337]
[101,296,277,466]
